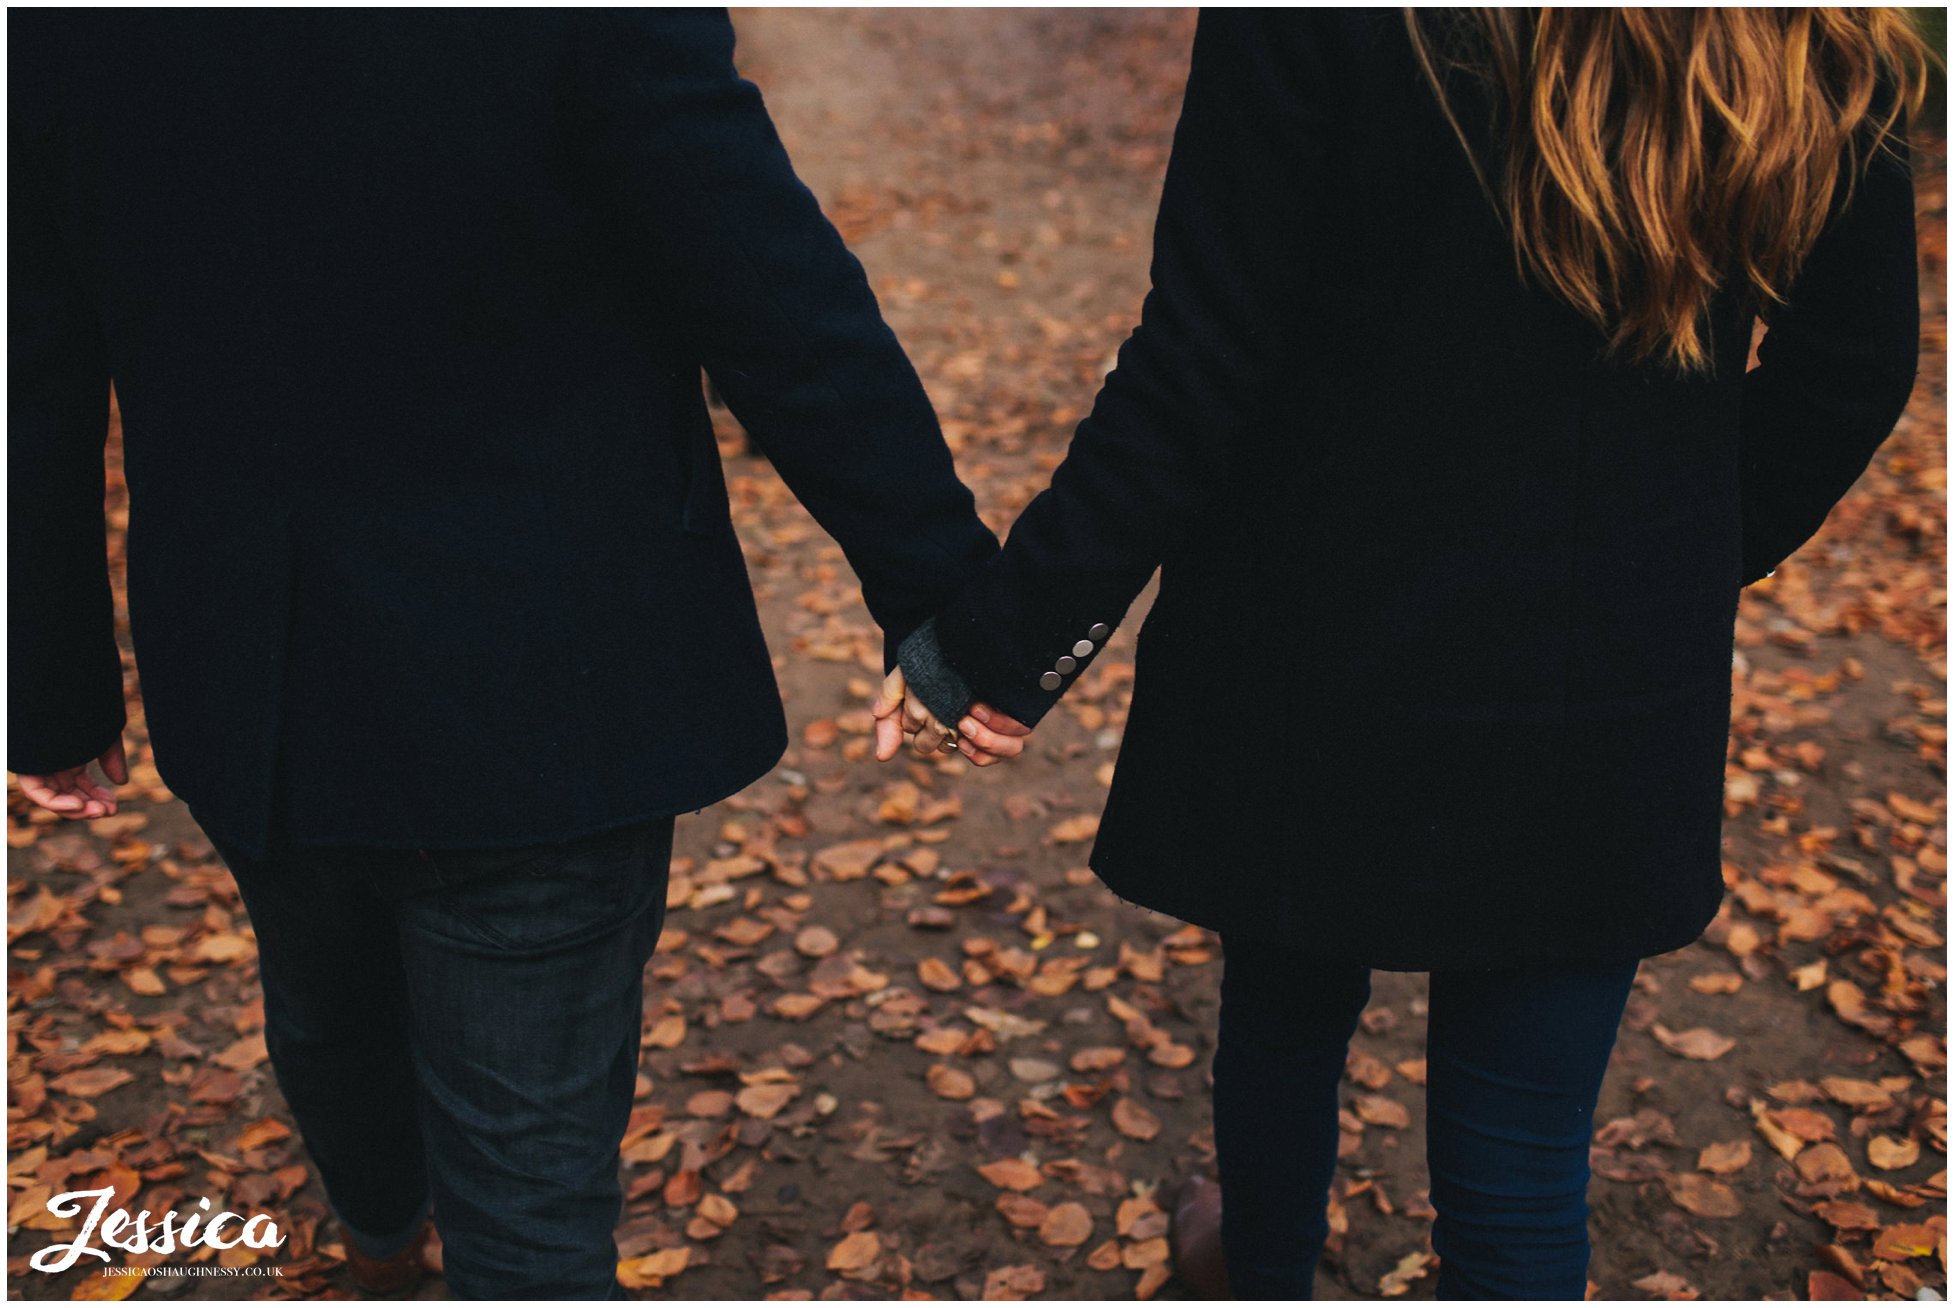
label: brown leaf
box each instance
[735,1082,797,1120]
[1046,815,1100,844]
[236,1117,293,1151]
[687,1090,734,1118]
[1866,1135,1921,1170]
[1070,1046,1126,1074]
[1631,1271,1701,1301]
[1696,1140,1752,1175]
[980,1265,1046,1300]
[213,1033,267,1072]
[1146,1041,1196,1069]
[978,1158,1044,1192]
[1354,1095,1412,1130]
[1812,1200,1881,1232]
[191,931,253,963]
[1111,1098,1162,1142]
[1345,1051,1395,1089]
[1116,1196,1166,1239]
[996,1194,1049,1229]
[617,1245,691,1291]
[1038,1201,1093,1248]
[794,926,838,958]
[1663,1172,1742,1218]
[927,1064,976,1101]
[663,1169,702,1209]
[1378,1250,1435,1296]
[917,957,962,992]
[915,1026,967,1056]
[812,839,883,881]
[1652,1024,1736,1061]
[1806,1271,1863,1301]
[1820,1077,1896,1113]
[49,1067,135,1099]
[1871,1222,1940,1261]
[1768,1106,1838,1144]
[771,993,827,1020]
[826,1230,882,1273]
[1794,1143,1860,1188]
[1752,1099,1807,1160]
[644,1014,687,1049]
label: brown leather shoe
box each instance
[1171,1175,1231,1300]
[344,1219,433,1297]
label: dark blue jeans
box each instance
[1214,938,1638,1299]
[203,816,673,1300]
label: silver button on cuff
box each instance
[1038,671,1063,692]
[1055,656,1077,675]
[1088,623,1111,641]
[1072,639,1094,658]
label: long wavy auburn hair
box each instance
[1404,8,1932,373]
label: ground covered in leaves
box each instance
[7,10,1946,1302]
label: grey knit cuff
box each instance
[897,618,975,728]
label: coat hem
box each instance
[1086,844,1719,974]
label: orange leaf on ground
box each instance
[1696,1140,1752,1174]
[616,1246,690,1291]
[1866,1135,1920,1170]
[1112,1098,1162,1141]
[1378,1250,1435,1296]
[1652,1024,1736,1060]
[927,1065,975,1101]
[978,1158,1043,1192]
[1038,1202,1093,1247]
[49,1067,134,1099]
[1631,1271,1700,1300]
[996,1194,1048,1229]
[981,1265,1047,1300]
[1354,1095,1412,1129]
[1663,1172,1742,1218]
[826,1230,881,1273]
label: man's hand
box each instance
[15,739,129,820]
[871,669,1031,766]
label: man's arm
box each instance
[570,9,996,660]
[9,44,128,803]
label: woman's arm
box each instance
[901,11,1339,728]
[1738,135,1920,584]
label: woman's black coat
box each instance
[908,10,1920,969]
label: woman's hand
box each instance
[871,669,1032,766]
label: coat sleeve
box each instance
[1738,134,1919,585]
[570,8,996,661]
[8,48,125,777]
[908,11,1337,726]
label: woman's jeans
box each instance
[1214,937,1638,1299]
[202,815,674,1300]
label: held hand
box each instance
[15,739,129,821]
[871,669,1031,767]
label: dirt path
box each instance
[7,10,1944,1302]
